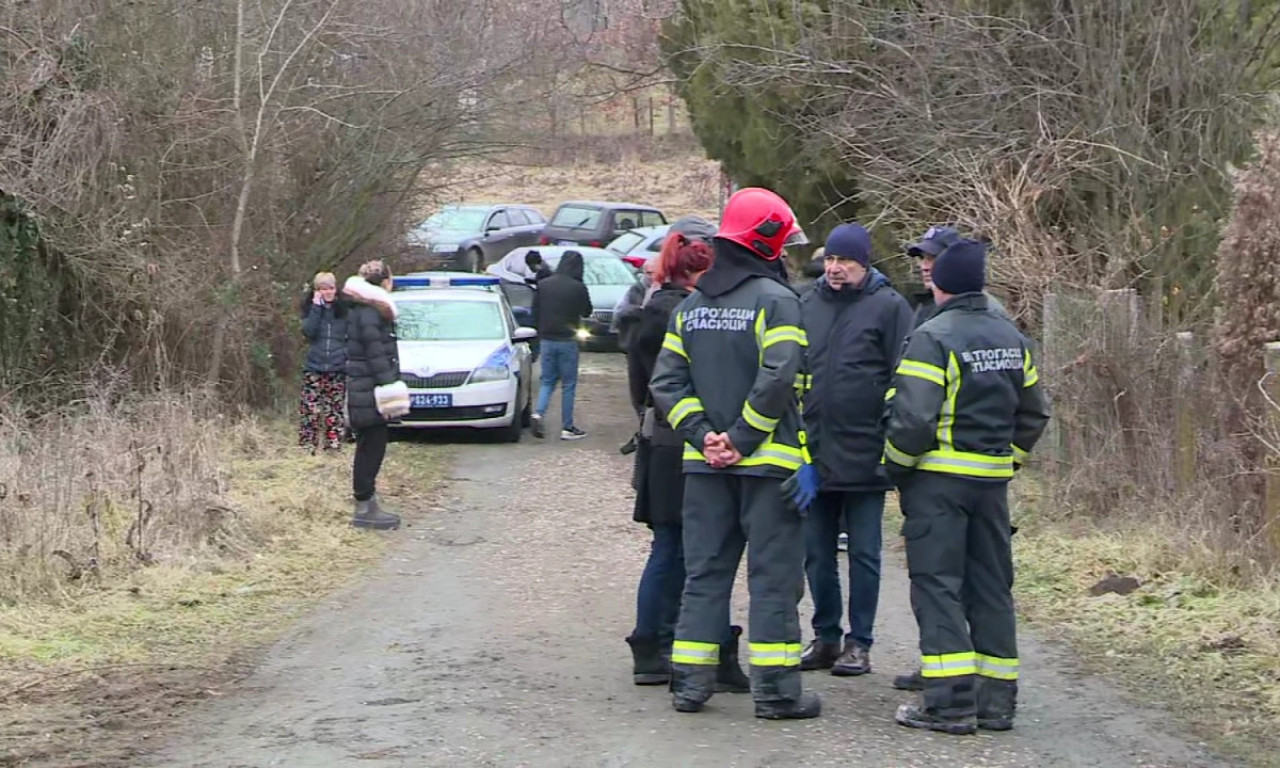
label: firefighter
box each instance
[882,239,1050,734]
[649,187,820,720]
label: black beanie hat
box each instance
[931,239,987,295]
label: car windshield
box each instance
[396,299,506,341]
[607,231,646,254]
[551,205,602,229]
[422,208,487,232]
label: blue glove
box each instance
[782,462,821,513]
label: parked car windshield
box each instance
[544,255,637,286]
[607,231,646,254]
[396,299,506,341]
[422,208,488,233]
[551,205,603,229]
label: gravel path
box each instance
[144,354,1231,768]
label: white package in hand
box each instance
[374,381,411,419]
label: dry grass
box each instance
[1011,481,1280,766]
[428,148,723,222]
[0,392,449,766]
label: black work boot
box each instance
[831,641,872,677]
[799,639,841,671]
[977,679,1018,731]
[670,665,715,713]
[625,635,669,685]
[895,676,978,735]
[351,496,401,530]
[893,668,925,691]
[751,665,822,720]
[755,691,823,720]
[714,626,751,693]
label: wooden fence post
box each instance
[1265,342,1280,554]
[1174,332,1196,493]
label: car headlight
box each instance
[470,365,510,383]
[576,328,592,341]
[432,243,459,253]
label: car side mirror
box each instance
[512,327,538,342]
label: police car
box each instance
[390,272,536,441]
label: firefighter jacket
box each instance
[650,240,808,479]
[884,293,1050,481]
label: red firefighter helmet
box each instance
[716,187,801,261]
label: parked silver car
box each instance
[406,204,546,272]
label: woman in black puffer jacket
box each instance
[616,230,749,692]
[343,260,402,531]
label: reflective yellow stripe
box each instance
[921,651,977,678]
[672,640,720,666]
[749,642,803,667]
[917,449,1014,479]
[1011,444,1029,464]
[667,397,703,429]
[884,440,919,467]
[742,402,779,433]
[682,438,804,471]
[754,309,766,365]
[763,325,808,349]
[937,351,961,450]
[975,654,1019,680]
[884,386,897,402]
[794,373,813,392]
[799,429,811,464]
[1023,349,1039,387]
[896,359,945,387]
[662,332,687,360]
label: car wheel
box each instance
[520,389,532,428]
[467,247,484,273]
[500,411,522,443]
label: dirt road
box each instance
[144,354,1230,768]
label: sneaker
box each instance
[837,532,849,551]
[561,426,587,440]
[531,413,545,439]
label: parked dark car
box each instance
[486,246,640,350]
[406,204,546,272]
[538,201,667,249]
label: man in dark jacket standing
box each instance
[531,250,593,440]
[793,223,913,677]
[908,226,1009,329]
[884,239,1050,734]
[650,187,820,720]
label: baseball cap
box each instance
[906,225,962,257]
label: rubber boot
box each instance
[625,635,670,686]
[977,678,1017,731]
[670,665,715,713]
[714,626,751,693]
[351,495,401,531]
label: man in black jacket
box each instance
[795,223,914,677]
[531,251,593,440]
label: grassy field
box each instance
[0,411,450,767]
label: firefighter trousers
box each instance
[900,472,1017,718]
[671,473,806,703]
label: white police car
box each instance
[390,272,536,441]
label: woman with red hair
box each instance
[617,221,750,693]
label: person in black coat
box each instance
[530,250,593,440]
[616,231,750,693]
[797,223,913,677]
[298,272,349,454]
[342,260,402,531]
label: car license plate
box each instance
[411,393,452,409]
[557,240,576,246]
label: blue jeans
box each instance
[535,340,579,429]
[633,524,734,646]
[634,524,685,643]
[803,490,885,647]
